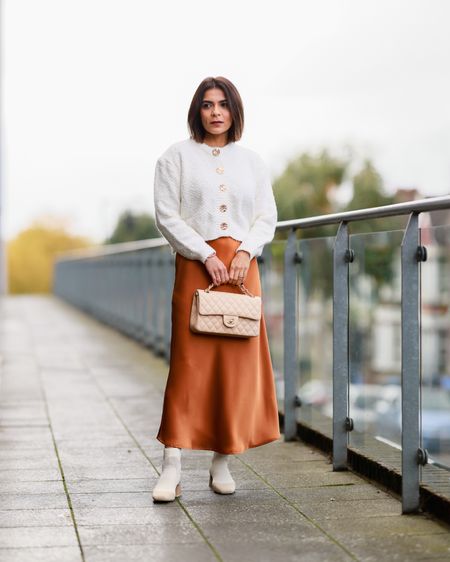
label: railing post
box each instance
[283,228,298,440]
[401,212,421,513]
[333,221,350,470]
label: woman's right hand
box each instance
[204,255,230,286]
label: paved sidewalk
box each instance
[1,294,450,562]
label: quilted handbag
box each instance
[190,282,262,338]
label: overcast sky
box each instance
[2,0,450,243]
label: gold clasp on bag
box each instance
[223,315,238,328]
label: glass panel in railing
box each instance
[420,224,450,498]
[295,236,334,436]
[262,240,285,412]
[348,229,404,473]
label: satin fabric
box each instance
[156,236,281,454]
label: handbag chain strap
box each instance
[205,282,256,298]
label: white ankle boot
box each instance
[152,447,181,502]
[209,452,236,494]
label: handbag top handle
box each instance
[204,282,256,298]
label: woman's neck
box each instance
[203,132,229,147]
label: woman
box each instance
[152,76,280,502]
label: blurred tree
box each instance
[272,151,408,297]
[104,210,160,244]
[7,218,93,294]
[343,159,405,233]
[273,148,349,239]
[271,149,349,299]
[343,159,407,291]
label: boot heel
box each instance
[175,483,182,497]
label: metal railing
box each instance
[53,194,450,515]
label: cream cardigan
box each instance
[153,138,278,263]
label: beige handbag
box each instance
[190,282,262,338]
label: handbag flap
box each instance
[196,290,261,321]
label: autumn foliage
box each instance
[7,218,94,294]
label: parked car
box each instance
[375,386,450,456]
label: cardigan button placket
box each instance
[211,150,229,228]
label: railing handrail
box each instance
[55,194,450,261]
[55,237,168,262]
[276,194,450,230]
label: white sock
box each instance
[155,447,181,490]
[210,452,234,484]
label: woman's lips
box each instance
[211,121,223,125]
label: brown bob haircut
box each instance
[188,76,244,143]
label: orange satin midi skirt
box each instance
[156,236,281,455]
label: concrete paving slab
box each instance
[0,492,68,509]
[0,481,65,494]
[294,496,402,519]
[180,488,286,506]
[82,543,216,562]
[0,508,73,527]
[186,501,313,526]
[0,427,52,440]
[318,513,450,538]
[57,449,148,467]
[0,526,78,548]
[256,469,365,488]
[242,440,324,460]
[0,447,57,460]
[0,469,62,482]
[70,492,157,509]
[75,506,183,526]
[77,522,204,546]
[211,536,353,562]
[279,483,391,502]
[55,437,137,449]
[0,546,82,562]
[66,478,153,494]
[0,440,54,450]
[62,465,152,480]
[0,457,60,470]
[342,533,450,561]
[246,459,334,474]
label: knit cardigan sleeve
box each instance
[153,157,217,263]
[234,156,278,260]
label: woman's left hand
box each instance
[229,250,251,285]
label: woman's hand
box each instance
[229,250,251,285]
[204,255,230,286]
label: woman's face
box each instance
[200,88,232,139]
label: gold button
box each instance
[219,204,227,212]
[220,222,228,230]
[212,148,220,156]
[216,167,224,174]
[219,184,227,192]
